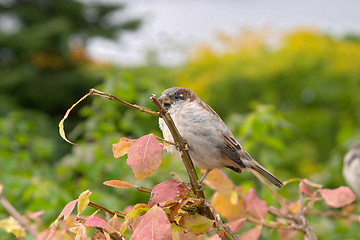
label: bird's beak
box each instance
[158,95,171,104]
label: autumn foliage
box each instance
[41,89,360,240]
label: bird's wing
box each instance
[218,132,246,168]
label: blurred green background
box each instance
[0,0,359,239]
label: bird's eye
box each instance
[174,94,182,100]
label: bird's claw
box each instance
[196,182,205,191]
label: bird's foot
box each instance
[196,182,205,191]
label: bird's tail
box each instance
[243,159,283,188]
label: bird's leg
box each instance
[196,169,212,191]
[198,169,212,185]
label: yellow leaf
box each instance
[0,216,26,238]
[120,219,128,235]
[59,92,92,145]
[211,192,246,221]
[112,137,135,158]
[103,180,137,189]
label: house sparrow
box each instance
[158,87,283,188]
[343,142,360,197]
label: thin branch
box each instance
[0,192,38,237]
[154,136,177,146]
[135,186,152,194]
[59,88,159,144]
[150,94,214,220]
[88,202,126,219]
[90,89,159,117]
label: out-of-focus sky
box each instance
[87,0,360,65]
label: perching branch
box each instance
[150,94,215,220]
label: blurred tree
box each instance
[0,0,142,233]
[0,0,141,114]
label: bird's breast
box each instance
[159,106,228,170]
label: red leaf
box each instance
[28,210,45,220]
[59,199,78,221]
[239,225,262,240]
[132,205,172,240]
[299,180,313,196]
[149,180,190,207]
[112,137,135,158]
[108,215,122,231]
[244,189,268,220]
[47,199,78,240]
[127,134,163,180]
[299,179,322,196]
[319,186,356,208]
[92,230,107,240]
[84,216,117,234]
[103,180,137,189]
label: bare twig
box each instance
[154,136,177,146]
[0,191,38,237]
[59,88,159,144]
[90,89,159,117]
[88,202,126,219]
[135,186,152,194]
[299,191,317,240]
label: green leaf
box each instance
[125,203,150,229]
[77,190,91,216]
[179,214,214,235]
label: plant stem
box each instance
[136,186,152,194]
[150,94,214,220]
[88,202,126,219]
[90,89,159,117]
